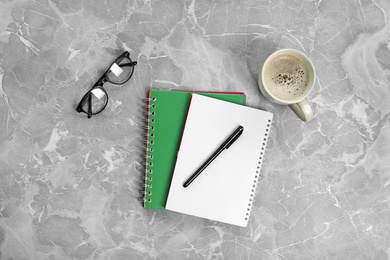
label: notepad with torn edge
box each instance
[165,94,273,227]
[143,90,246,209]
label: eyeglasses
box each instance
[76,51,137,118]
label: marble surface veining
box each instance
[1,0,390,259]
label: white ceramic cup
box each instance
[258,49,315,122]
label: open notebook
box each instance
[165,94,273,227]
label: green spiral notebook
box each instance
[142,90,246,209]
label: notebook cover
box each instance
[143,90,246,209]
[165,94,273,226]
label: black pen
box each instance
[183,125,244,188]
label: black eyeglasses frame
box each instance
[76,51,137,118]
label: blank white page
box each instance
[165,94,273,227]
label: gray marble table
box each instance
[1,0,390,259]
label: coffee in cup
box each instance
[258,49,315,122]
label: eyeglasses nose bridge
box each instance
[100,76,108,85]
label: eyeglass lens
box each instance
[81,88,108,115]
[107,56,134,84]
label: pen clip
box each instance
[225,126,244,149]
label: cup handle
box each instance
[288,98,313,122]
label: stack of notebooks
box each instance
[141,90,273,227]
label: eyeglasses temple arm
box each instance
[118,61,137,67]
[87,92,92,118]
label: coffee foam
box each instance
[264,55,309,101]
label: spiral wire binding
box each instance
[134,99,147,203]
[137,96,157,206]
[244,118,273,222]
